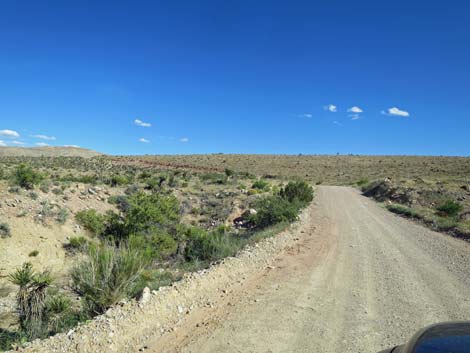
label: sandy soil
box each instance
[147,186,470,353]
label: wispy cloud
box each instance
[297,113,313,118]
[324,104,337,113]
[347,106,363,113]
[32,134,56,141]
[139,138,150,143]
[0,140,6,146]
[381,107,410,117]
[179,137,189,143]
[349,114,361,120]
[0,129,20,138]
[11,140,25,145]
[333,120,343,126]
[134,119,152,127]
[35,142,49,147]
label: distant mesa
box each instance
[0,146,102,158]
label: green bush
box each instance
[56,208,69,224]
[252,179,270,191]
[249,196,300,229]
[107,175,130,187]
[75,209,106,235]
[71,242,150,315]
[108,195,130,212]
[0,222,11,238]
[28,250,39,257]
[387,204,421,218]
[65,236,89,252]
[123,192,180,235]
[280,181,313,204]
[11,164,43,189]
[184,227,240,262]
[436,200,463,218]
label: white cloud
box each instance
[382,107,410,117]
[11,140,25,145]
[0,129,20,138]
[348,106,363,113]
[64,145,80,148]
[0,140,6,146]
[179,137,189,143]
[139,138,150,143]
[35,142,49,147]
[324,104,337,113]
[134,119,152,127]
[297,113,313,118]
[32,134,56,141]
[349,114,361,120]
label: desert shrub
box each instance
[184,227,240,262]
[29,191,39,200]
[38,200,54,220]
[224,168,234,177]
[75,209,106,235]
[436,200,463,218]
[252,179,270,191]
[11,164,43,189]
[108,195,130,212]
[249,196,300,229]
[51,188,62,195]
[45,294,78,334]
[356,178,370,187]
[280,181,314,204]
[107,175,130,187]
[0,222,11,238]
[122,192,180,235]
[56,208,69,224]
[65,236,89,253]
[199,173,227,185]
[8,186,21,194]
[124,184,140,195]
[28,250,39,257]
[71,242,150,315]
[148,230,178,258]
[386,204,421,218]
[39,180,51,193]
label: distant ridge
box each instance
[0,146,102,158]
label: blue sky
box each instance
[0,1,468,156]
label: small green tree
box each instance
[11,164,43,189]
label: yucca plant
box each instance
[8,263,53,339]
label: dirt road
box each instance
[148,186,470,353]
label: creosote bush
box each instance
[11,164,43,189]
[75,209,106,235]
[436,200,463,218]
[0,222,11,238]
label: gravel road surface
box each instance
[149,186,470,353]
